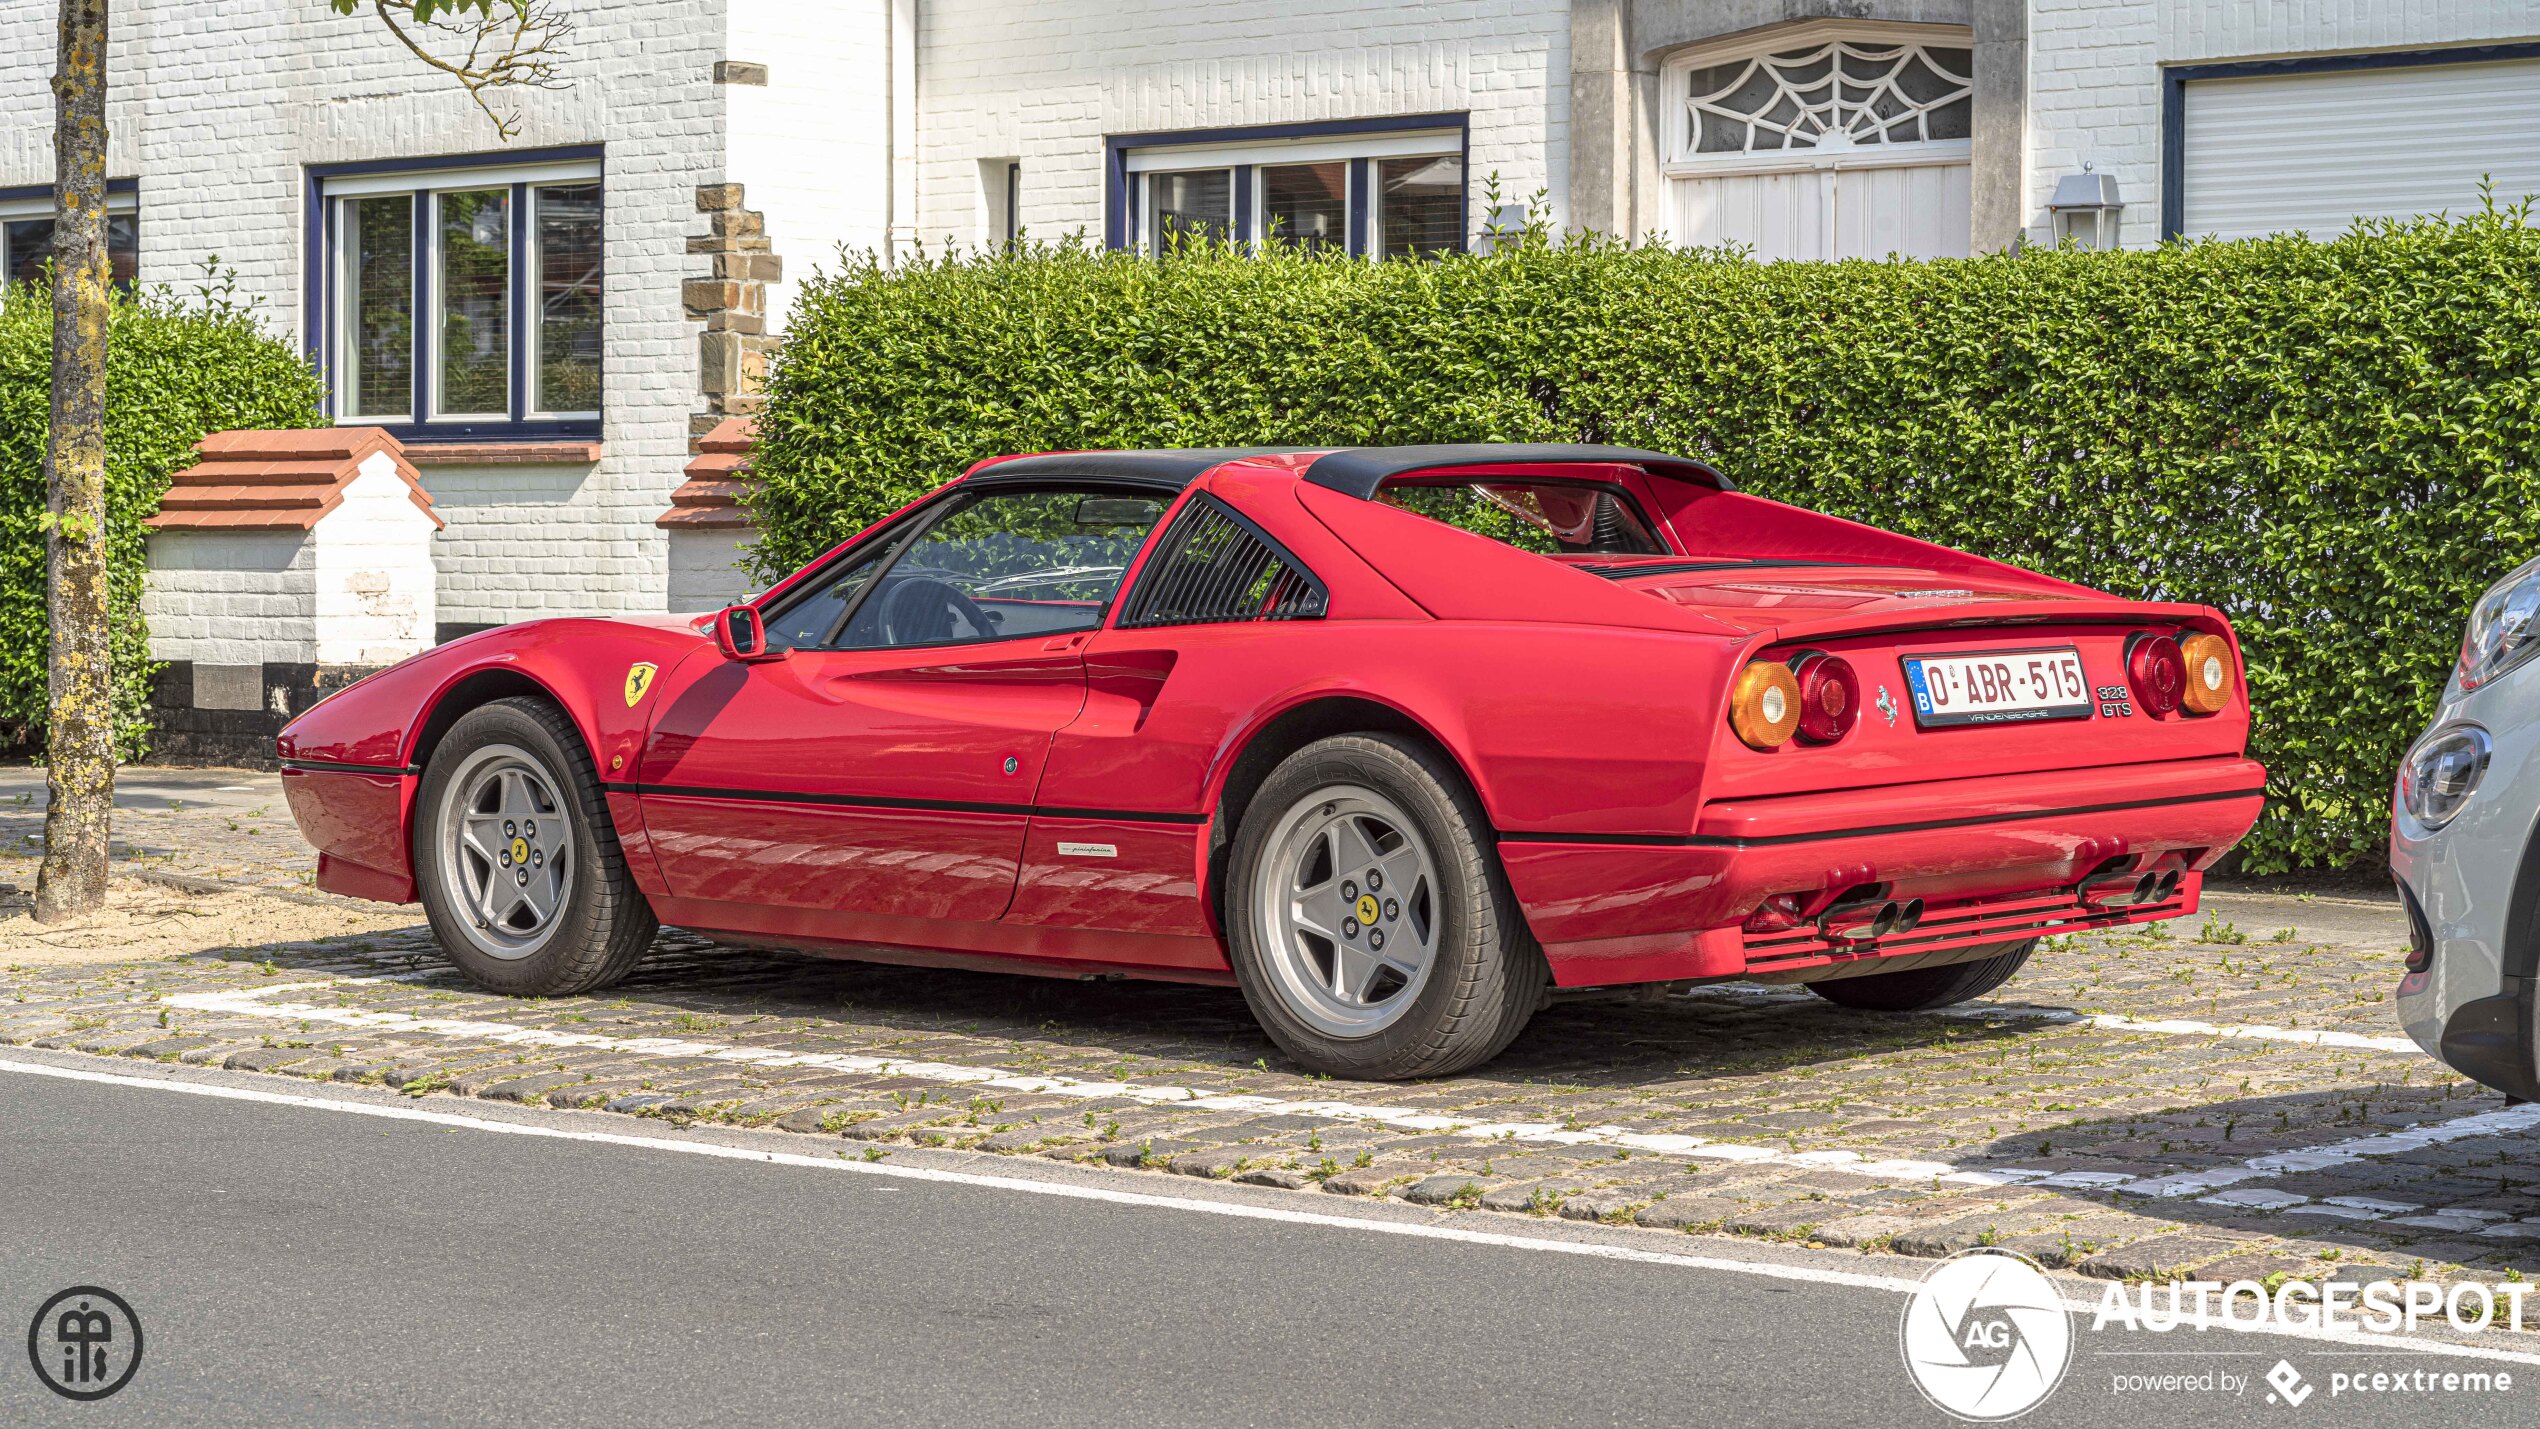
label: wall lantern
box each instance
[2046,167,2124,250]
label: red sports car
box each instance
[279,444,2265,1079]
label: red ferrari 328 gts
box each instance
[279,444,2265,1078]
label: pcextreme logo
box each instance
[1901,1249,2075,1421]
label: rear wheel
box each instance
[1804,938,2036,1012]
[1225,734,1544,1080]
[413,697,657,996]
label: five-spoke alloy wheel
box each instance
[1227,734,1545,1080]
[413,697,656,996]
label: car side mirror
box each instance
[713,604,773,661]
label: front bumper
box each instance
[1500,755,2265,987]
[2393,686,2540,1099]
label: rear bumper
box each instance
[1501,756,2265,987]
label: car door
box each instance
[636,481,1176,928]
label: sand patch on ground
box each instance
[0,872,422,966]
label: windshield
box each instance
[1375,478,1668,556]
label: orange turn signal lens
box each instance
[2179,632,2233,715]
[1731,660,1803,750]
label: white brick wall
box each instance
[0,3,739,626]
[913,0,1573,250]
[141,528,319,667]
[667,527,760,613]
[311,458,439,665]
[2025,0,2540,247]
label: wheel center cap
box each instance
[1355,893,1381,924]
[510,836,531,864]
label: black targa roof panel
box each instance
[1302,444,1737,498]
[965,448,1310,489]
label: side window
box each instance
[1117,495,1327,629]
[839,487,1170,649]
[760,527,913,651]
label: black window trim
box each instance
[1115,490,1330,631]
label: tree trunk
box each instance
[35,0,111,924]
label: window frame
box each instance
[306,147,604,442]
[1105,113,1470,258]
[0,179,142,287]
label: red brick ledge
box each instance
[658,416,756,531]
[150,427,443,532]
[402,440,606,467]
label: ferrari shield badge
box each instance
[624,663,658,707]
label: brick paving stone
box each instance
[478,1072,589,1104]
[2078,1237,2254,1282]
[1322,1162,1424,1198]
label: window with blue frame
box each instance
[1110,115,1468,260]
[313,152,602,439]
[0,180,140,289]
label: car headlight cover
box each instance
[2459,557,2540,691]
[2400,724,2491,830]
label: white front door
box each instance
[1663,29,1976,262]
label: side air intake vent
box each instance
[1118,496,1328,629]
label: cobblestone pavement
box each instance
[6,767,2531,1309]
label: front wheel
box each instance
[1225,734,1544,1080]
[412,697,657,996]
[1804,938,2036,1012]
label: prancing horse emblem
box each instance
[624,663,658,707]
[1875,685,1898,727]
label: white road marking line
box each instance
[6,1052,2537,1367]
[1693,985,2421,1054]
[158,980,2539,1221]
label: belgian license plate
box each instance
[1900,647,2093,728]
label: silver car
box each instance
[2394,555,2540,1101]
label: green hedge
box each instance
[0,278,326,755]
[751,213,2540,872]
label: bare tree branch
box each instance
[331,0,573,142]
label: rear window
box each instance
[1375,478,1667,556]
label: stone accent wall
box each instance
[685,183,783,445]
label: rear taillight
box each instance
[1730,660,1801,750]
[2126,633,2186,716]
[1791,652,1860,744]
[2179,632,2233,716]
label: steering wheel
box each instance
[874,575,993,645]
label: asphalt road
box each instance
[0,1052,2524,1428]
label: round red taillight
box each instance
[2127,633,2186,716]
[1793,653,1860,743]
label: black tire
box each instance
[411,697,657,996]
[1804,938,2037,1012]
[1223,733,1545,1080]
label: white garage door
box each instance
[2182,58,2540,240]
[1664,33,1976,262]
[1672,161,1971,262]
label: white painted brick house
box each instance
[1,0,2535,760]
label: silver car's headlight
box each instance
[2460,557,2540,690]
[2400,724,2491,830]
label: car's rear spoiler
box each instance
[1300,444,1737,498]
